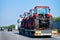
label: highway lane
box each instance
[0,30,60,40]
[0,31,18,40]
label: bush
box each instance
[53,16,60,22]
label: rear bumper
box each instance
[19,28,58,37]
[25,30,52,37]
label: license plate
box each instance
[41,33,51,35]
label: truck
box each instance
[18,6,58,37]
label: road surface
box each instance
[0,30,60,40]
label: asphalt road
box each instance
[0,30,60,40]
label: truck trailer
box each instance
[18,6,58,37]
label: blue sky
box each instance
[0,0,60,26]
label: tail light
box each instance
[34,31,41,36]
[52,30,58,36]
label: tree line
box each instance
[53,16,60,22]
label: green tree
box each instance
[53,16,60,22]
[9,25,15,30]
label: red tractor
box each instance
[19,12,29,35]
[33,6,53,29]
[18,6,58,37]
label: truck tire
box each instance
[19,28,25,35]
[19,29,21,35]
[25,31,29,36]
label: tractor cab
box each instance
[34,6,52,18]
[34,6,50,14]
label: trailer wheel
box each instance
[19,28,25,35]
[19,29,21,35]
[25,31,29,36]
